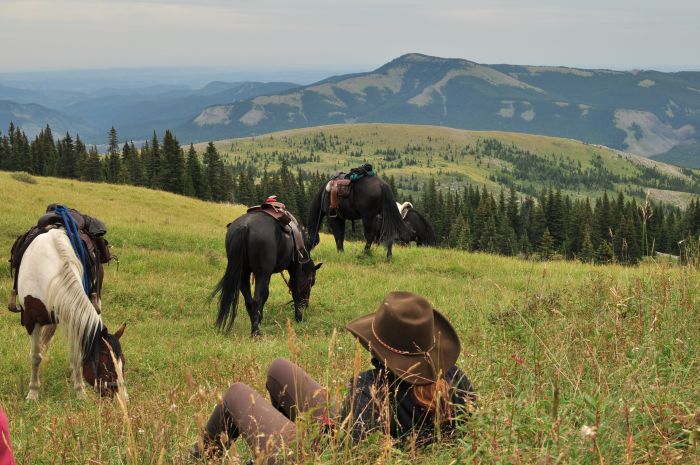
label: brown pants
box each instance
[204,358,332,464]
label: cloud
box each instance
[0,0,698,71]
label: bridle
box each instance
[279,270,314,305]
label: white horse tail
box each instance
[46,229,103,368]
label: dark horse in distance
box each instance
[214,210,322,337]
[307,176,411,258]
[400,204,437,246]
[374,203,438,247]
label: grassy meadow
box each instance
[0,170,699,464]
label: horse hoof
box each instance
[251,330,262,339]
[295,313,303,323]
[26,391,39,401]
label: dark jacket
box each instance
[340,361,475,444]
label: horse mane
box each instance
[46,229,104,367]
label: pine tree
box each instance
[204,142,227,201]
[160,130,186,194]
[539,227,555,260]
[186,144,205,199]
[579,225,596,263]
[82,146,103,181]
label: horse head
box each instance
[291,260,322,321]
[83,322,127,398]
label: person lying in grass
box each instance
[190,291,476,464]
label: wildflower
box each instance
[580,424,597,440]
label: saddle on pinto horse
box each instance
[325,163,375,217]
[246,199,310,263]
[8,205,112,314]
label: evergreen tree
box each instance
[579,225,596,263]
[160,130,186,194]
[186,144,205,199]
[539,227,555,260]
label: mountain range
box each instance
[182,53,700,164]
[2,53,700,166]
[0,81,299,142]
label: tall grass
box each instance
[0,172,698,464]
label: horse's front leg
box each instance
[68,334,87,399]
[361,217,374,255]
[251,274,271,337]
[328,217,346,252]
[26,325,43,401]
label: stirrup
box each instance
[328,208,338,218]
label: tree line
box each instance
[2,122,700,264]
[415,179,700,264]
[0,124,232,201]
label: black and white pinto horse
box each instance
[214,212,322,337]
[307,176,411,258]
[17,228,126,400]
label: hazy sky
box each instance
[1,0,699,73]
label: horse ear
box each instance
[314,262,323,270]
[114,322,127,339]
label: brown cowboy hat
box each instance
[346,291,461,385]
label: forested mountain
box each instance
[183,53,700,160]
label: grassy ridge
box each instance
[198,123,697,206]
[0,171,699,464]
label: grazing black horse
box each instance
[373,205,438,247]
[307,176,411,258]
[402,208,437,246]
[213,212,322,337]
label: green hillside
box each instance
[1,171,698,464]
[199,123,700,206]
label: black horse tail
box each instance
[379,182,412,244]
[306,185,325,249]
[213,225,247,333]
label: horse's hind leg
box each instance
[251,274,271,337]
[240,271,254,321]
[26,326,43,401]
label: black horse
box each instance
[213,212,322,337]
[402,208,437,246]
[373,206,438,247]
[307,176,411,258]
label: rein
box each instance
[279,271,313,303]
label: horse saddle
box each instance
[247,202,309,263]
[8,205,111,315]
[397,202,413,219]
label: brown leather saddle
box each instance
[246,201,309,263]
[328,176,352,217]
